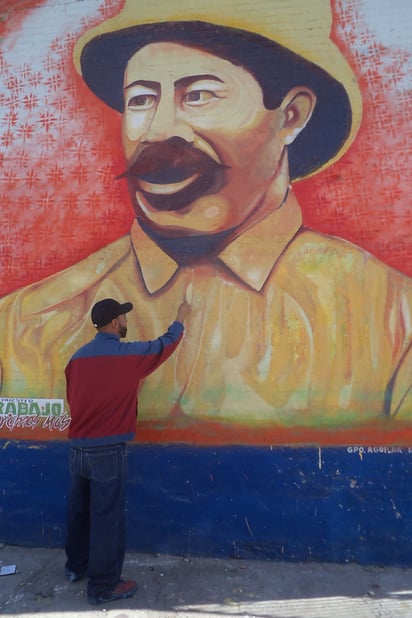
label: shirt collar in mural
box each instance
[130,191,303,294]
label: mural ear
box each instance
[280,87,316,146]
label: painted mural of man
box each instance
[0,0,412,441]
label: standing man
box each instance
[64,297,190,605]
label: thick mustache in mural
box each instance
[117,137,228,212]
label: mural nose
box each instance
[145,101,194,144]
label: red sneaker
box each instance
[88,579,138,605]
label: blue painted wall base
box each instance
[1,440,411,566]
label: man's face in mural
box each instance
[121,42,315,237]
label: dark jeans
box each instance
[65,443,127,597]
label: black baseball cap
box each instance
[91,298,133,328]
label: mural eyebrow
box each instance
[124,79,159,91]
[175,74,224,88]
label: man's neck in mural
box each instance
[138,219,236,265]
[137,185,291,266]
[133,150,292,265]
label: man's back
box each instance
[66,323,184,446]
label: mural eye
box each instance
[127,94,156,109]
[184,90,216,105]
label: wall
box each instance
[0,0,412,564]
[2,440,412,565]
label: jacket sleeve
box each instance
[127,321,184,378]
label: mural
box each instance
[0,0,411,446]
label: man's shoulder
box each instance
[292,228,367,257]
[70,337,98,360]
[0,235,132,319]
[288,228,411,283]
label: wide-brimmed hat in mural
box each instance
[73,0,362,181]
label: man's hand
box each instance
[176,300,191,323]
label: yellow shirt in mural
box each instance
[1,191,412,441]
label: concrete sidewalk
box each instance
[1,544,412,617]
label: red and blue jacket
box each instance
[65,321,184,446]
